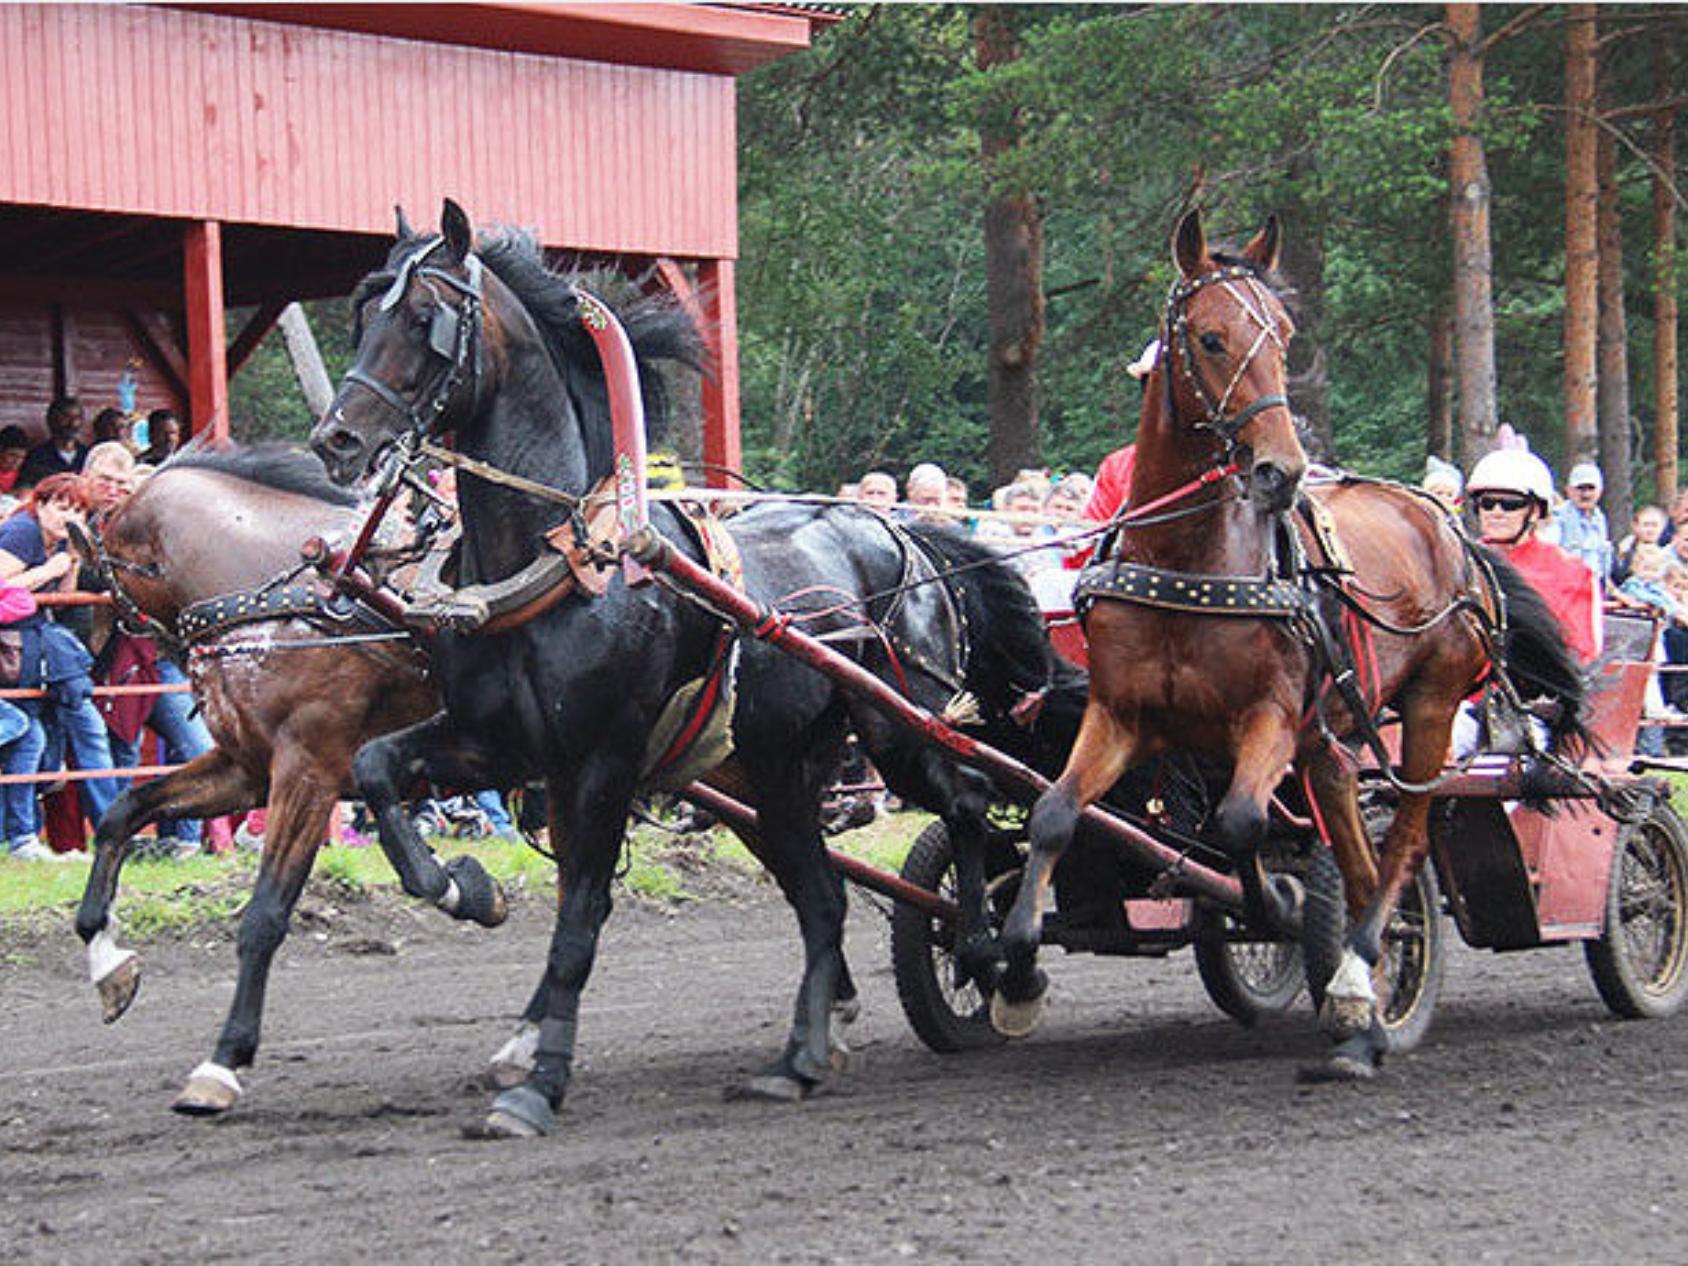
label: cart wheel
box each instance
[890,821,1018,1053]
[1585,803,1688,1019]
[1193,911,1303,1026]
[1304,803,1445,1055]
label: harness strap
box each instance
[1075,559,1310,619]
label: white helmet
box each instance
[1467,449,1554,508]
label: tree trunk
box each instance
[1428,306,1455,463]
[1655,43,1680,509]
[975,6,1045,485]
[1596,104,1632,531]
[1280,173,1333,461]
[1446,5,1499,462]
[276,303,333,421]
[1563,5,1600,467]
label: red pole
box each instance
[184,220,228,443]
[628,528,1245,910]
[679,780,962,922]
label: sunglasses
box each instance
[1474,494,1530,513]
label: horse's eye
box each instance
[413,307,436,333]
[1199,333,1225,355]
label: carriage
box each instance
[871,603,1688,1056]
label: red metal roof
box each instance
[174,3,821,77]
[2,4,753,258]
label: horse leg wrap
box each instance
[88,927,141,1024]
[442,855,508,927]
[487,1021,541,1089]
[484,1083,557,1139]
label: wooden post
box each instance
[49,304,74,404]
[184,220,228,443]
[697,257,741,488]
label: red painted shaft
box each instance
[678,781,962,922]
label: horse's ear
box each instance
[1173,209,1207,279]
[440,199,472,264]
[1241,214,1282,273]
[394,205,415,241]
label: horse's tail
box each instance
[1479,546,1595,755]
[901,523,1054,722]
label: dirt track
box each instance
[5,872,1688,1264]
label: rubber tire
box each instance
[1585,803,1688,1019]
[1303,806,1445,1055]
[1193,910,1306,1026]
[890,821,1014,1053]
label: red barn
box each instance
[0,2,831,476]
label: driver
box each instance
[1466,447,1599,663]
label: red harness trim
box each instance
[649,630,735,778]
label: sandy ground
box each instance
[4,870,1688,1265]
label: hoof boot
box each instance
[481,1084,556,1138]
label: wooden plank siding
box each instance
[0,4,739,260]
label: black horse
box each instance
[311,201,1052,1136]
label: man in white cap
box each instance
[1553,461,1611,584]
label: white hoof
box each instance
[173,1062,243,1116]
[95,953,142,1024]
[989,990,1044,1039]
[487,1021,540,1090]
[1319,993,1375,1043]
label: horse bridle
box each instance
[69,519,186,655]
[338,236,485,444]
[1162,265,1291,451]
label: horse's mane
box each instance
[355,228,707,484]
[478,231,706,480]
[165,444,362,507]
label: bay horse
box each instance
[995,210,1587,1078]
[71,447,463,1114]
[310,201,1053,1135]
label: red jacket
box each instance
[1492,533,1600,663]
[1065,445,1136,570]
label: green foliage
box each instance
[737,3,1684,500]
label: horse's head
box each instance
[312,199,487,485]
[1162,209,1304,514]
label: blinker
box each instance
[429,305,460,359]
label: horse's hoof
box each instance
[95,953,142,1024]
[726,1073,813,1103]
[445,855,508,928]
[1319,994,1374,1043]
[989,989,1045,1039]
[480,1084,556,1138]
[172,1062,243,1116]
[486,1021,540,1090]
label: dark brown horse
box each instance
[72,447,457,1114]
[996,210,1587,1077]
